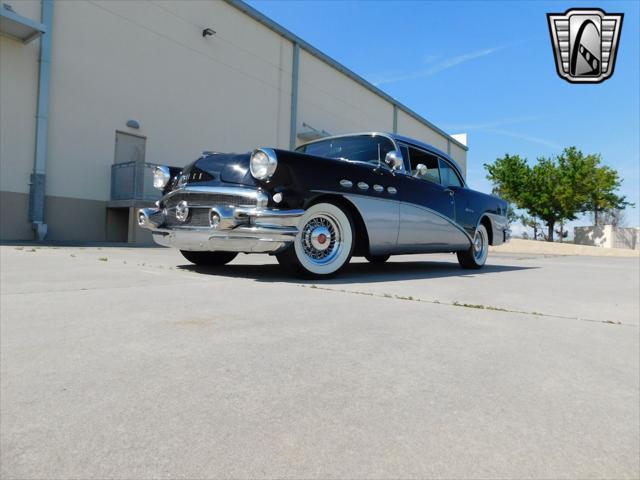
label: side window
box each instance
[399,144,410,172]
[407,147,440,184]
[439,158,463,187]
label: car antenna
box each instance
[377,143,381,170]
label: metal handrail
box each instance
[110,161,167,202]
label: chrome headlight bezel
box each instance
[250,148,278,181]
[152,165,171,190]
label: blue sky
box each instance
[247,0,640,231]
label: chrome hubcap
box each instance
[301,215,341,264]
[310,226,331,251]
[473,231,485,259]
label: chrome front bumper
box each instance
[138,189,304,253]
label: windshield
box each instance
[296,135,396,166]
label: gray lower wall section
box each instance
[0,191,33,240]
[0,190,153,243]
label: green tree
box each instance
[484,154,530,203]
[582,163,631,225]
[484,147,631,242]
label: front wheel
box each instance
[457,224,489,269]
[180,250,237,266]
[276,202,354,278]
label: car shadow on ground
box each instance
[178,259,536,284]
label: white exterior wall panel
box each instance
[45,0,292,200]
[0,0,41,194]
[0,0,467,241]
[449,142,468,177]
[396,110,448,152]
[297,50,393,139]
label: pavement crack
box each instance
[298,284,632,327]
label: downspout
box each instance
[28,0,53,241]
[289,42,299,150]
[392,105,398,134]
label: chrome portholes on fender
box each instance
[340,179,353,189]
[276,203,354,278]
[457,224,489,269]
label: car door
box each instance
[439,157,476,236]
[396,145,468,252]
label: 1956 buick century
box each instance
[138,133,510,278]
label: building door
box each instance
[109,132,149,244]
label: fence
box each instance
[110,161,163,202]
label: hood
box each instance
[193,153,256,186]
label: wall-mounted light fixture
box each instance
[202,28,215,38]
[126,119,140,129]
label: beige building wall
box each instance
[395,110,467,176]
[449,142,468,177]
[0,1,42,239]
[297,49,393,138]
[0,0,468,242]
[45,0,292,202]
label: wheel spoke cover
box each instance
[294,204,353,275]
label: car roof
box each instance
[297,132,465,182]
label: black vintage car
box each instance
[138,133,510,278]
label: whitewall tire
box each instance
[276,202,354,278]
[457,224,489,269]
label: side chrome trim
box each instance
[310,189,473,254]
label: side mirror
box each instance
[384,150,403,170]
[414,163,427,178]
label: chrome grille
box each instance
[164,192,257,208]
[165,207,213,227]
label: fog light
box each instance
[137,211,146,226]
[210,211,221,227]
[273,192,283,203]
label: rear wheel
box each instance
[365,254,390,264]
[457,224,488,269]
[180,250,237,266]
[276,202,354,278]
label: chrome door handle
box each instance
[444,189,454,196]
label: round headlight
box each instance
[250,148,278,181]
[153,165,171,190]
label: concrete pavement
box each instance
[1,245,638,479]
